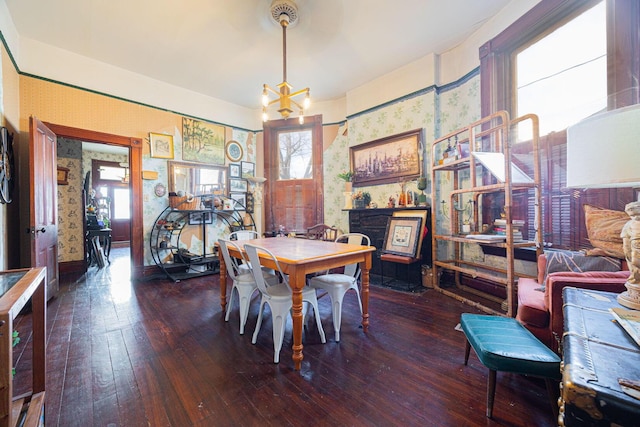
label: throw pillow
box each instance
[583,204,628,259]
[537,249,622,291]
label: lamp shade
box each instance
[566,103,640,188]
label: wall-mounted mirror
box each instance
[168,161,227,196]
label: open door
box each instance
[29,117,59,299]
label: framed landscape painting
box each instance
[182,117,225,164]
[350,128,422,186]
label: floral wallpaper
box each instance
[324,91,436,233]
[57,138,83,263]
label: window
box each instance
[516,2,606,138]
[278,129,313,180]
[481,0,639,250]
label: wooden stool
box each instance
[460,313,561,419]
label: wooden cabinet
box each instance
[348,207,431,281]
[430,112,543,316]
[0,268,46,427]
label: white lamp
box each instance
[567,103,640,309]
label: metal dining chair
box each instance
[218,239,279,335]
[307,233,370,342]
[244,243,326,363]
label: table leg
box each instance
[290,270,305,370]
[104,232,112,264]
[219,255,227,312]
[361,264,370,333]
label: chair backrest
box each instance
[306,223,338,241]
[228,230,259,241]
[244,243,289,294]
[218,239,246,281]
[335,233,371,278]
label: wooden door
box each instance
[29,117,59,299]
[264,115,323,233]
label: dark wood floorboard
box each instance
[12,247,557,426]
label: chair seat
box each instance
[309,273,355,287]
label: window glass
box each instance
[278,130,313,179]
[99,165,128,182]
[516,1,606,139]
[113,188,130,220]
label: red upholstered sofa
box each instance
[516,253,628,353]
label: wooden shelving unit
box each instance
[430,112,543,316]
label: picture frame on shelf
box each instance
[229,178,248,193]
[149,132,175,159]
[230,193,247,211]
[350,128,422,186]
[188,211,213,225]
[229,163,241,178]
[241,161,255,178]
[382,216,422,257]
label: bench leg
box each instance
[487,369,496,418]
[464,339,471,365]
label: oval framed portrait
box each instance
[225,140,243,162]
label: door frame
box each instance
[44,123,144,279]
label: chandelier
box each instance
[262,0,310,124]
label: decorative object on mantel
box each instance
[352,191,371,209]
[566,103,640,310]
[337,170,353,192]
[416,177,429,207]
[261,0,311,124]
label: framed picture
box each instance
[230,192,247,210]
[225,140,244,162]
[182,117,225,164]
[188,211,213,225]
[229,178,248,193]
[351,128,422,186]
[382,216,423,257]
[241,161,255,178]
[229,163,241,178]
[149,132,174,159]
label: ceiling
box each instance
[6,0,513,110]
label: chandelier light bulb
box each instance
[303,91,311,109]
[298,111,304,124]
[262,87,269,107]
[262,108,269,122]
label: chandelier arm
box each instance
[288,88,309,98]
[289,99,304,110]
[264,84,281,96]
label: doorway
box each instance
[46,122,144,278]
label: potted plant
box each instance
[352,191,371,209]
[337,170,354,192]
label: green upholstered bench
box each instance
[460,313,561,419]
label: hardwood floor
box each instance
[13,248,557,426]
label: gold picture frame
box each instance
[351,128,422,186]
[149,132,174,159]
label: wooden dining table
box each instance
[219,237,375,370]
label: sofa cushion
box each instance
[516,278,549,328]
[584,204,628,259]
